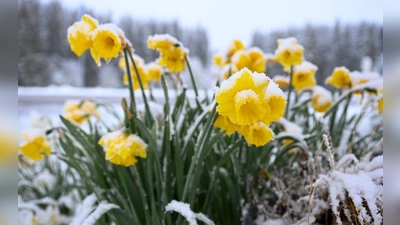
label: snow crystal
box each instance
[235,89,259,103]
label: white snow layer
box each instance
[165,200,215,225]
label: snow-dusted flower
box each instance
[325,66,351,89]
[215,68,270,126]
[214,114,241,136]
[146,62,163,82]
[215,68,285,146]
[231,47,266,73]
[19,129,51,161]
[238,121,274,147]
[227,39,246,60]
[311,86,333,113]
[212,53,225,67]
[350,71,381,88]
[273,75,290,88]
[147,34,189,73]
[274,37,304,71]
[64,100,100,125]
[292,61,317,92]
[67,14,99,57]
[91,23,128,66]
[98,130,147,167]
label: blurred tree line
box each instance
[18,0,210,87]
[251,21,383,86]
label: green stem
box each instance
[185,55,199,97]
[126,49,153,127]
[123,49,137,133]
[285,66,294,119]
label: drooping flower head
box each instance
[274,37,304,71]
[292,61,318,92]
[98,130,147,167]
[19,129,51,161]
[67,14,99,57]
[311,86,333,113]
[91,24,128,66]
[325,67,351,89]
[238,122,274,147]
[147,34,189,73]
[64,100,100,125]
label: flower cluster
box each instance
[63,100,100,125]
[214,68,286,146]
[147,34,189,73]
[119,55,163,90]
[213,40,267,80]
[19,129,51,161]
[67,14,131,66]
[98,130,148,167]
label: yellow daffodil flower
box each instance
[67,14,99,57]
[273,75,290,88]
[91,24,127,66]
[98,131,147,167]
[325,67,351,89]
[19,129,51,161]
[148,34,189,73]
[215,68,270,126]
[311,86,333,113]
[274,37,304,71]
[146,63,163,82]
[263,78,287,124]
[64,100,99,125]
[292,61,317,92]
[239,122,274,147]
[214,114,241,136]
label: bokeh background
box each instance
[18,0,383,89]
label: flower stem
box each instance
[185,55,199,97]
[285,66,294,119]
[123,49,137,133]
[125,49,153,127]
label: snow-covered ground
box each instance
[18,86,213,132]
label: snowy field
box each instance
[18,86,213,132]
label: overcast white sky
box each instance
[46,0,383,51]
